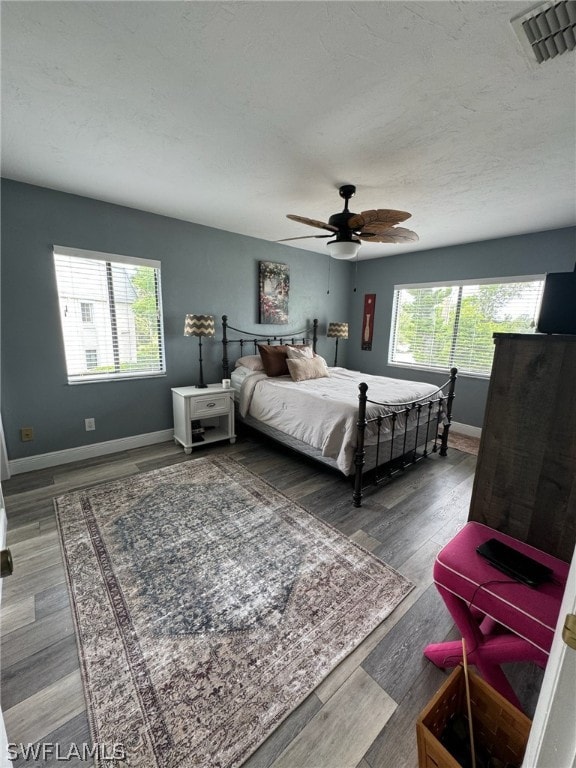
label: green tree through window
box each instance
[131,267,162,369]
[391,279,544,376]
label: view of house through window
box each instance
[389,277,544,376]
[53,246,166,383]
[80,302,94,323]
[85,349,98,369]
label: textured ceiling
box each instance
[1,1,575,259]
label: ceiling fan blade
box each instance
[359,227,419,244]
[358,221,411,235]
[276,234,332,242]
[287,214,338,233]
[348,208,412,230]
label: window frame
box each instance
[84,349,98,369]
[80,302,94,324]
[53,245,166,384]
[388,274,545,379]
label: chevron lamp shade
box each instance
[184,314,216,338]
[327,322,348,367]
[326,322,348,339]
[184,314,215,388]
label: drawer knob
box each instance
[206,402,216,408]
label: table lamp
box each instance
[326,322,348,366]
[184,314,215,388]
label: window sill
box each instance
[387,362,491,381]
[67,372,167,385]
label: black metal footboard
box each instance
[352,368,458,507]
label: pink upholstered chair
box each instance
[424,522,569,710]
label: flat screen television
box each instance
[536,271,576,335]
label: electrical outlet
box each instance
[85,418,96,431]
[20,427,34,442]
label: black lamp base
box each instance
[196,338,208,388]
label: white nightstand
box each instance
[172,385,236,454]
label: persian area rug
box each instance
[55,456,413,768]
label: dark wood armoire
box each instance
[468,333,576,563]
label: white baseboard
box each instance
[450,421,482,439]
[8,429,174,476]
[7,422,480,476]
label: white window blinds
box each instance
[53,246,166,383]
[389,277,545,377]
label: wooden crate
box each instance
[416,667,532,768]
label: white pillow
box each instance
[286,356,330,382]
[286,345,314,360]
[235,355,264,371]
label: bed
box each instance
[221,315,457,506]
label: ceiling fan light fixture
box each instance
[326,239,361,260]
[284,184,417,253]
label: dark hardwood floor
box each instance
[0,430,543,767]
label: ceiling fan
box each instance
[279,184,418,259]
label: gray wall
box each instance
[1,179,351,460]
[2,178,574,461]
[346,227,576,427]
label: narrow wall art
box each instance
[362,293,376,350]
[259,261,290,324]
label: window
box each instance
[80,302,94,323]
[389,276,544,377]
[53,246,166,383]
[85,349,98,369]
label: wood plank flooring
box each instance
[0,431,543,767]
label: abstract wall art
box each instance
[259,261,290,324]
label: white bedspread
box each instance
[236,366,444,474]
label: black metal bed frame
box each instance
[352,370,457,506]
[221,315,318,378]
[221,315,457,506]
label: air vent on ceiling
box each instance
[511,0,576,62]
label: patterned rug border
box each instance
[54,455,414,768]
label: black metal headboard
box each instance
[221,315,318,378]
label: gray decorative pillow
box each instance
[286,357,330,382]
[286,345,314,360]
[235,355,264,371]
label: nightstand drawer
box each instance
[190,393,230,417]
